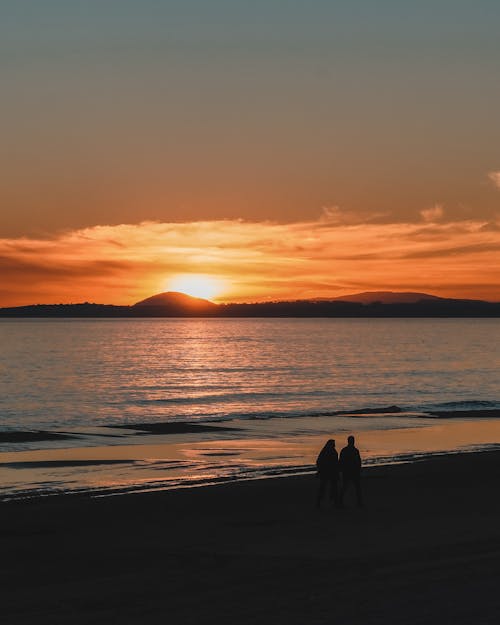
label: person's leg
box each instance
[354,475,363,506]
[317,477,327,507]
[330,476,339,507]
[340,474,351,506]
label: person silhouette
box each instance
[316,439,339,508]
[339,435,363,507]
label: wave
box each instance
[103,405,407,431]
[418,400,500,411]
[132,388,337,406]
[3,402,500,443]
[415,400,500,419]
[111,401,500,429]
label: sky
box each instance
[1,0,500,304]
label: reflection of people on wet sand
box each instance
[316,439,339,508]
[339,435,363,507]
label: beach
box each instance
[2,449,500,624]
[4,2,500,623]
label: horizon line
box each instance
[2,290,500,309]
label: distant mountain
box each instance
[1,291,499,317]
[331,291,445,305]
[134,291,217,311]
[0,303,130,318]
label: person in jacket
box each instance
[316,439,339,508]
[339,435,363,507]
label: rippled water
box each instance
[1,318,500,430]
[1,318,500,499]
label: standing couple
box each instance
[316,436,363,508]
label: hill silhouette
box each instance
[331,291,444,305]
[1,291,499,317]
[134,291,217,313]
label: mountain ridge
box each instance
[134,291,218,309]
[1,290,499,317]
[330,291,443,304]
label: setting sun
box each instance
[166,274,226,301]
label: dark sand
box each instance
[2,451,500,624]
[0,431,75,443]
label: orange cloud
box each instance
[420,204,444,223]
[1,216,500,306]
[488,171,500,189]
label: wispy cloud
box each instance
[488,171,500,189]
[420,204,444,222]
[320,205,389,225]
[1,215,500,305]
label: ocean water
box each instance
[1,318,500,430]
[1,318,500,499]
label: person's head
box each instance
[324,438,336,451]
[347,435,355,446]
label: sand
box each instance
[1,450,500,624]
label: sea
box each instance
[1,318,500,499]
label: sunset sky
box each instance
[2,1,500,305]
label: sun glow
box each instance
[166,274,226,301]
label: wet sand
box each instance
[2,417,500,500]
[1,450,500,624]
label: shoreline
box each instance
[1,416,500,502]
[2,406,499,445]
[2,450,500,624]
[2,443,499,504]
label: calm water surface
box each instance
[1,318,500,430]
[1,318,500,499]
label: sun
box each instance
[166,274,225,300]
